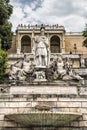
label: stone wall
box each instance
[0,84,87,130]
[8,31,87,58]
[8,35,17,54]
[65,34,87,58]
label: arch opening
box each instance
[21,35,31,53]
[50,35,60,53]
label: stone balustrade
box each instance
[16,24,65,31]
[8,53,82,59]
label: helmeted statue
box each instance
[32,25,50,67]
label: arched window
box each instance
[50,35,60,53]
[21,35,31,53]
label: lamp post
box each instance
[74,43,77,54]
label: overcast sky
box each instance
[10,0,87,32]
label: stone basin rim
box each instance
[5,112,82,127]
[5,111,82,116]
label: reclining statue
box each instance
[49,55,84,84]
[9,54,34,83]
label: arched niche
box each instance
[21,35,31,53]
[50,35,60,53]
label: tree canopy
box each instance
[0,0,13,50]
[82,24,87,47]
[0,39,8,83]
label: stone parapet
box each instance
[16,24,65,31]
[10,85,78,95]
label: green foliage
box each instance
[0,39,8,83]
[0,0,13,50]
[82,24,87,47]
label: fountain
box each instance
[5,112,82,127]
[5,25,83,129]
[5,100,82,127]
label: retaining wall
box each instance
[0,84,87,130]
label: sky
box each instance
[10,0,87,32]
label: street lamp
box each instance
[74,43,77,54]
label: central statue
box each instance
[32,25,50,67]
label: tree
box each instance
[0,0,13,50]
[0,39,8,83]
[82,24,87,47]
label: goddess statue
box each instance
[32,26,50,67]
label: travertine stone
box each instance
[0,115,4,120]
[70,128,83,130]
[59,98,87,101]
[83,114,87,120]
[79,87,87,96]
[0,108,18,114]
[57,102,81,108]
[37,128,82,130]
[60,108,70,112]
[0,102,28,108]
[55,128,71,130]
[79,108,87,114]
[36,97,58,101]
[82,102,87,108]
[0,121,17,127]
[69,108,80,112]
[79,121,87,127]
[10,86,78,95]
[70,121,79,127]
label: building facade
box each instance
[8,24,87,55]
[8,24,87,69]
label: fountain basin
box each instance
[5,112,82,127]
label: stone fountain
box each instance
[5,112,82,127]
[5,25,83,129]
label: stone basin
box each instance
[5,112,82,127]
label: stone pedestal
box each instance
[34,66,47,82]
[17,48,21,54]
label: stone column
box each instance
[80,55,86,68]
[31,29,35,53]
[47,33,50,66]
[17,33,21,54]
[47,33,50,47]
[61,34,65,54]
